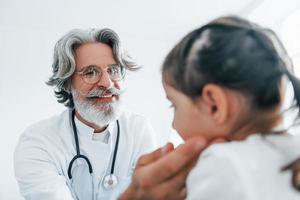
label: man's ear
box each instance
[199,84,229,124]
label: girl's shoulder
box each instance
[186,133,300,200]
[197,134,281,181]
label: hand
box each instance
[118,137,207,200]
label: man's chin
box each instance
[92,103,114,113]
[80,107,117,126]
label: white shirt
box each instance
[14,110,158,200]
[187,133,300,200]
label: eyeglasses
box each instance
[74,64,124,84]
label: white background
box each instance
[1,0,300,199]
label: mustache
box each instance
[85,87,122,98]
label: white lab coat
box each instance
[14,110,158,200]
[187,133,300,200]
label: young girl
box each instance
[162,16,300,199]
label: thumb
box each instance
[136,143,174,167]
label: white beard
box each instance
[72,88,122,127]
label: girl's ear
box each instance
[200,84,230,124]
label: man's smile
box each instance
[88,94,117,103]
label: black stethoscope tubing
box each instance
[67,109,120,179]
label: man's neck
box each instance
[75,111,108,133]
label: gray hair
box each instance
[46,28,138,108]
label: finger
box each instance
[169,155,196,190]
[136,148,163,167]
[150,166,189,200]
[136,143,174,167]
[179,187,187,200]
[141,137,207,186]
[161,143,174,156]
[209,137,227,145]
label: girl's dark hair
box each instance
[162,15,300,191]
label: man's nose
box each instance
[97,71,113,89]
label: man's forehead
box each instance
[74,42,116,69]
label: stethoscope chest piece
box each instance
[103,174,118,189]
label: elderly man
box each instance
[14,28,206,200]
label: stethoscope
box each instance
[67,109,120,193]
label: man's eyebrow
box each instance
[79,63,118,70]
[80,64,97,69]
[76,65,96,72]
[107,63,118,66]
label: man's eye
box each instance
[108,66,120,74]
[84,69,98,76]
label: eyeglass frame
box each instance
[73,64,125,85]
